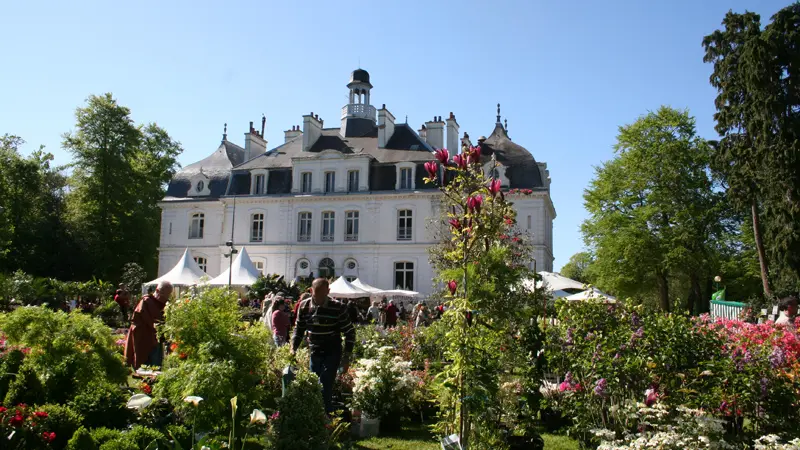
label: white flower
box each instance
[127,394,153,411]
[183,396,204,406]
[249,409,267,425]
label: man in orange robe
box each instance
[124,281,173,369]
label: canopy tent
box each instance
[328,276,371,299]
[207,247,261,286]
[350,278,383,294]
[144,248,206,287]
[384,289,420,299]
[565,287,616,303]
[522,271,585,298]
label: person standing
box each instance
[385,300,399,328]
[291,278,355,413]
[367,301,380,324]
[776,295,798,326]
[271,295,290,347]
[124,281,173,369]
[114,284,131,320]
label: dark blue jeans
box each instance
[309,347,342,413]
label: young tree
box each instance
[582,107,727,312]
[703,4,800,296]
[559,252,594,284]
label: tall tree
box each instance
[559,252,594,285]
[63,94,181,280]
[703,4,800,296]
[582,107,727,312]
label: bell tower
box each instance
[340,69,377,137]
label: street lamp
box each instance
[225,197,238,289]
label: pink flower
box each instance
[448,219,462,231]
[42,432,56,443]
[453,154,467,170]
[270,411,280,421]
[558,382,570,392]
[645,388,658,406]
[467,195,483,213]
[447,280,457,296]
[487,179,501,197]
[424,161,438,180]
[468,145,482,163]
[434,148,449,164]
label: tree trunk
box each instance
[751,199,772,296]
[688,273,702,315]
[657,271,670,312]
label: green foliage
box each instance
[0,348,25,400]
[703,4,800,295]
[4,360,45,406]
[582,107,728,312]
[156,288,274,431]
[0,307,128,404]
[268,367,329,450]
[67,426,98,450]
[68,381,132,429]
[90,427,124,445]
[558,252,594,285]
[92,300,125,329]
[248,273,301,301]
[37,403,85,450]
[62,93,181,281]
[120,263,147,292]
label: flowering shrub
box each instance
[351,346,419,421]
[267,367,328,450]
[0,404,60,449]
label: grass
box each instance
[352,423,580,450]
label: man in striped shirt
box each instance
[291,278,355,412]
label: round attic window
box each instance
[347,261,356,270]
[300,261,309,270]
[196,181,204,192]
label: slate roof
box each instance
[479,123,544,189]
[164,140,245,200]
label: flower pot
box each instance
[359,414,380,438]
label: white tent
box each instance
[328,276,371,299]
[523,271,585,298]
[565,287,616,303]
[144,248,206,287]
[207,247,261,286]
[384,289,420,299]
[350,278,384,294]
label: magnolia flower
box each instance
[448,219,462,231]
[434,148,449,164]
[447,280,457,296]
[127,394,153,411]
[467,195,483,213]
[453,154,467,169]
[487,179,501,197]
[424,161,438,180]
[183,396,203,406]
[468,145,482,162]
[249,409,267,425]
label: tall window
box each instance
[394,261,414,290]
[298,212,312,241]
[301,172,312,193]
[397,209,412,240]
[345,211,359,241]
[194,256,207,273]
[319,258,335,278]
[348,170,359,192]
[251,213,264,242]
[253,174,266,195]
[324,171,336,193]
[189,213,204,239]
[400,167,413,189]
[321,211,335,241]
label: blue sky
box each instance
[1,0,789,271]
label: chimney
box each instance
[461,131,472,152]
[302,112,323,151]
[244,121,267,162]
[377,105,396,148]
[446,112,459,158]
[261,114,266,136]
[418,124,427,141]
[424,116,444,149]
[284,125,302,143]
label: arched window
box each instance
[318,258,335,279]
[343,259,358,282]
[189,213,204,239]
[296,259,311,277]
[194,256,208,273]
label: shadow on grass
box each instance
[353,422,439,450]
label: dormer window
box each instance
[250,170,268,195]
[196,181,204,192]
[400,168,412,189]
[395,163,416,190]
[301,172,312,193]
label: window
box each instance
[400,167,412,189]
[253,260,265,274]
[394,261,414,290]
[189,213,204,239]
[324,171,335,193]
[319,258,335,278]
[196,181,204,192]
[194,257,208,273]
[298,212,312,241]
[397,209,412,240]
[251,213,264,242]
[345,211,359,241]
[321,211,335,241]
[253,174,266,195]
[348,170,359,192]
[301,172,312,193]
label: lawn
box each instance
[352,423,579,450]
